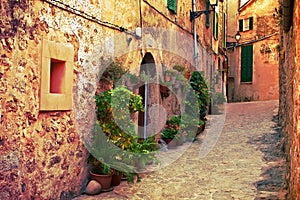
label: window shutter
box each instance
[222,13,226,47]
[239,19,244,31]
[241,45,253,82]
[213,12,219,40]
[167,0,177,13]
[249,17,253,30]
[206,0,210,28]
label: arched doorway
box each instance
[138,53,160,139]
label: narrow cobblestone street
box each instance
[74,100,286,200]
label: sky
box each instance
[240,0,249,7]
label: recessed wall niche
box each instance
[40,39,74,111]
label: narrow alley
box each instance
[74,100,286,200]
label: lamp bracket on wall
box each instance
[190,10,214,21]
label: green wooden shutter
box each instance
[206,0,210,28]
[241,45,253,82]
[222,13,226,47]
[249,17,253,30]
[213,12,219,40]
[167,0,177,13]
[239,19,243,31]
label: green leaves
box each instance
[161,115,181,139]
[190,71,210,120]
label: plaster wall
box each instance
[228,0,280,102]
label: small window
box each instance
[239,17,254,32]
[167,0,177,13]
[40,40,74,111]
[50,59,66,94]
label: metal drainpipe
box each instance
[233,44,237,102]
[209,9,214,113]
[143,79,148,139]
[192,0,198,69]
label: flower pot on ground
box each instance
[111,173,122,187]
[90,170,112,190]
[88,160,113,190]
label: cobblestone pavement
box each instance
[74,100,287,200]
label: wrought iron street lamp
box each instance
[209,0,219,6]
[190,0,219,21]
[235,31,241,42]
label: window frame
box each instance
[239,16,254,32]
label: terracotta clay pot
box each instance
[165,74,171,82]
[90,171,112,190]
[111,174,122,186]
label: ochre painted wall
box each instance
[227,0,279,102]
[236,0,279,101]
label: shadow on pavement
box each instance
[247,115,287,200]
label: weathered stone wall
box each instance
[0,0,218,199]
[279,0,300,199]
[0,1,89,199]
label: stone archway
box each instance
[138,53,161,139]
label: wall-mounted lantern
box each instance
[190,0,219,21]
[235,31,241,43]
[209,0,219,6]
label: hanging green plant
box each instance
[189,71,210,120]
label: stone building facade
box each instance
[0,0,227,199]
[278,0,300,199]
[227,0,279,102]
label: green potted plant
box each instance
[94,85,160,179]
[93,61,160,185]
